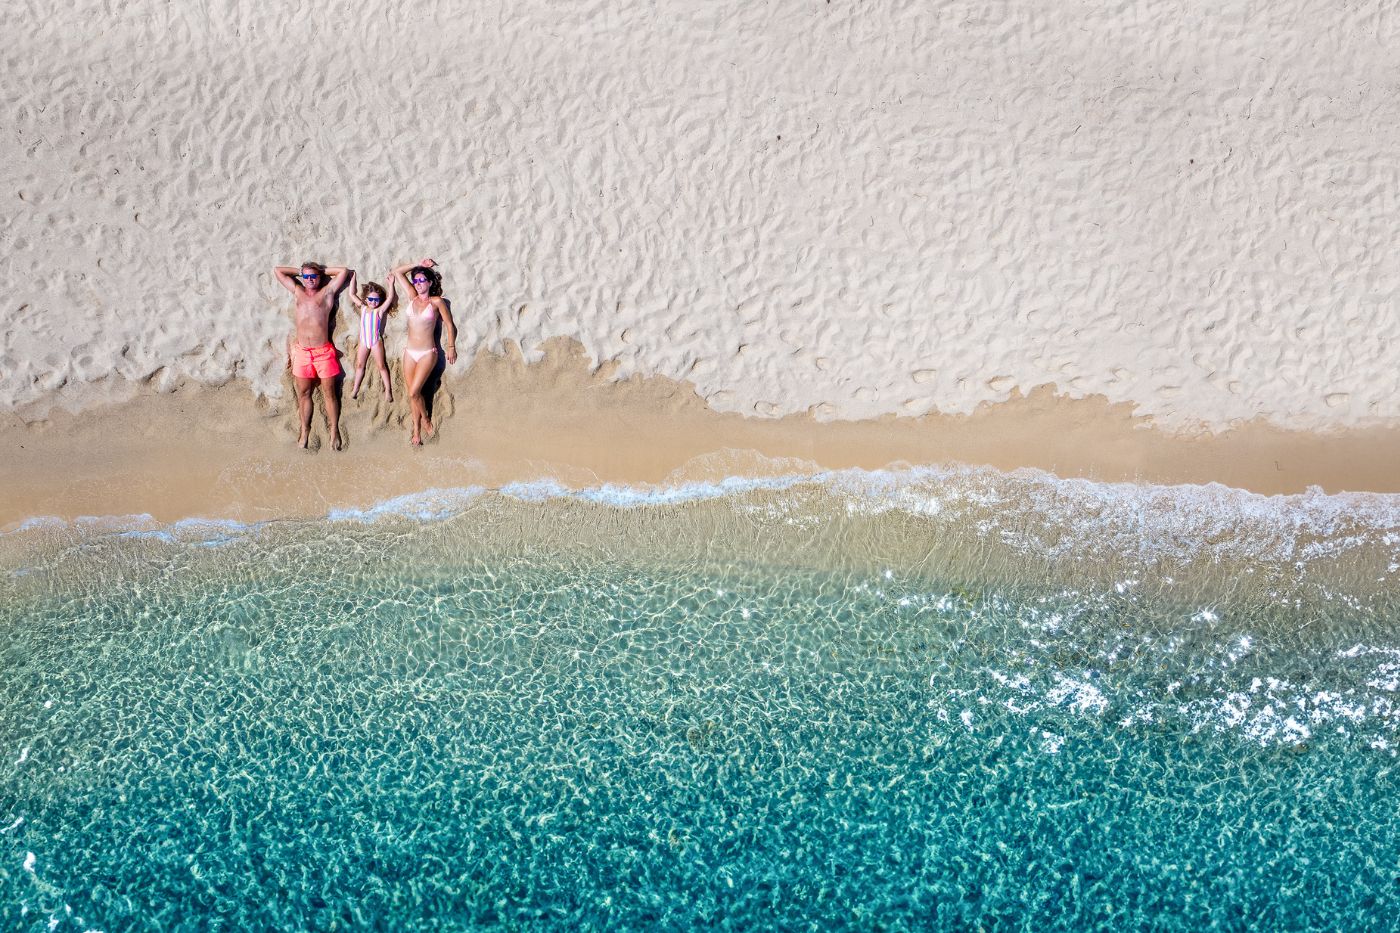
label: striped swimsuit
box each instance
[359,308,382,350]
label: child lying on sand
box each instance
[347,271,395,403]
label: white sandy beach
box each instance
[8,9,1400,927]
[2,0,1398,520]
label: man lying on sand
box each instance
[274,260,352,450]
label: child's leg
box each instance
[351,344,370,398]
[373,342,393,401]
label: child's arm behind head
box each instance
[380,272,398,312]
[346,270,365,309]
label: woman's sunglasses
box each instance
[411,277,429,285]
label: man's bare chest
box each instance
[294,297,333,323]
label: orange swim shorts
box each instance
[291,342,342,379]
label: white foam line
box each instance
[4,467,1399,561]
[499,473,813,507]
[327,486,489,523]
[2,512,272,545]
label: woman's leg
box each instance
[402,352,425,444]
[351,344,370,399]
[373,342,393,401]
[401,352,418,440]
[408,354,435,440]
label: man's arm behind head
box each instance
[320,265,353,296]
[272,266,304,295]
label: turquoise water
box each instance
[2,468,1399,930]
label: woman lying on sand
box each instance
[391,258,458,446]
[347,271,394,402]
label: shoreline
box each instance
[5,339,1400,528]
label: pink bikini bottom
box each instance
[404,347,437,363]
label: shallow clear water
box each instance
[2,468,1399,930]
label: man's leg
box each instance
[321,375,342,451]
[295,376,316,448]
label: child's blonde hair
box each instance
[361,281,391,311]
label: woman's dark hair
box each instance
[408,265,442,297]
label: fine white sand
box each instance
[3,0,1399,434]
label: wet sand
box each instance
[4,338,1398,529]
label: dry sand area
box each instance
[3,0,1399,522]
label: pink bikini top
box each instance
[407,298,438,323]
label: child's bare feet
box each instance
[332,428,343,451]
[297,430,309,450]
